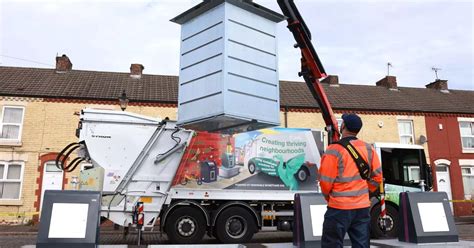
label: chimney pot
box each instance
[376,76,397,90]
[55,54,72,73]
[321,75,339,86]
[130,64,144,79]
[426,79,448,92]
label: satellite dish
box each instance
[419,135,427,144]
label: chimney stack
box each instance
[376,76,397,90]
[130,64,144,79]
[55,54,72,73]
[321,75,339,86]
[426,79,449,93]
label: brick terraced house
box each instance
[0,55,473,223]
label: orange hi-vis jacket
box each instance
[319,137,383,210]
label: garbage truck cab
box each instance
[370,142,433,238]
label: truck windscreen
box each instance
[380,148,427,188]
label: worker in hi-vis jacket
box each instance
[319,113,383,248]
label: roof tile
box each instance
[1,66,473,114]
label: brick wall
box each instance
[0,97,177,223]
[425,115,474,216]
[284,110,429,160]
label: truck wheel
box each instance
[295,166,309,182]
[165,206,206,244]
[370,204,399,238]
[215,207,257,243]
[248,162,256,174]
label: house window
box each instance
[0,106,25,142]
[461,166,474,200]
[459,121,474,150]
[404,166,420,183]
[398,120,414,144]
[0,162,24,200]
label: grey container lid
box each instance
[170,0,286,24]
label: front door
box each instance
[436,164,453,210]
[40,161,64,211]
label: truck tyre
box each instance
[295,166,309,182]
[248,162,256,174]
[215,207,257,243]
[370,204,399,238]
[165,206,206,244]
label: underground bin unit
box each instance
[172,0,285,134]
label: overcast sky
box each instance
[1,0,472,90]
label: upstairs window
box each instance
[0,106,25,142]
[459,121,474,151]
[398,120,414,144]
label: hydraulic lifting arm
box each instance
[277,0,340,144]
[277,1,388,232]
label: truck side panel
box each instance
[171,128,321,193]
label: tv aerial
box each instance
[432,67,442,80]
[387,62,393,76]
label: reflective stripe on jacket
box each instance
[318,138,383,210]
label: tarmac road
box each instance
[0,230,293,248]
[0,217,473,248]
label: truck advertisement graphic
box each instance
[73,109,432,242]
[172,128,322,191]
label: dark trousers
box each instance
[321,207,370,248]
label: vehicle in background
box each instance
[370,143,432,237]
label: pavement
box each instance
[0,216,473,248]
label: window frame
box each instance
[0,106,26,142]
[397,119,415,145]
[459,120,474,152]
[461,165,474,200]
[0,161,25,200]
[461,167,474,176]
[336,118,343,129]
[406,165,421,183]
[44,161,63,173]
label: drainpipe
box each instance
[284,106,289,128]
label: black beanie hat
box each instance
[341,113,363,133]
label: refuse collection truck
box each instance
[59,108,431,244]
[63,108,325,244]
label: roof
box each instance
[280,81,474,114]
[0,66,177,103]
[1,66,473,114]
[170,0,285,24]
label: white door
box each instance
[40,161,63,211]
[436,165,453,210]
